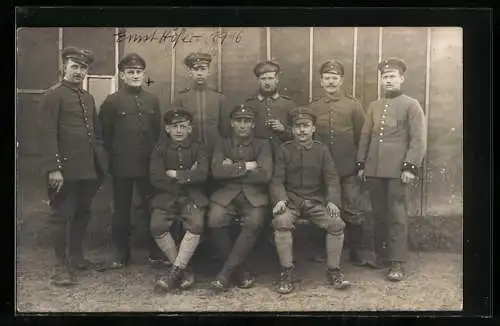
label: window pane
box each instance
[87,77,112,114]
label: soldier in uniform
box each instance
[99,53,166,269]
[207,105,273,292]
[270,107,350,294]
[309,60,377,267]
[245,61,296,154]
[172,52,229,156]
[149,109,209,293]
[39,46,108,286]
[356,58,426,282]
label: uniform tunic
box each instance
[270,140,344,234]
[40,80,108,180]
[270,140,341,208]
[357,93,426,178]
[310,92,365,178]
[149,135,209,209]
[245,93,296,152]
[172,85,229,154]
[210,136,272,208]
[99,85,161,177]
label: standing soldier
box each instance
[245,61,296,154]
[270,107,350,294]
[356,58,426,282]
[149,109,209,293]
[172,52,229,156]
[99,53,166,269]
[310,60,376,267]
[39,46,108,286]
[207,105,273,292]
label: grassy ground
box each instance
[16,245,462,312]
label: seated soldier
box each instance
[207,105,273,292]
[270,107,351,294]
[149,108,209,293]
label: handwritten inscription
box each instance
[145,76,155,87]
[114,28,242,47]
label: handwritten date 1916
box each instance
[114,28,242,47]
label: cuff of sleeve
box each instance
[401,162,418,175]
[355,161,365,172]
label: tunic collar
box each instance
[292,139,314,150]
[323,90,342,103]
[166,136,192,149]
[231,135,254,146]
[61,80,84,94]
[123,84,143,94]
[257,92,280,102]
[384,90,403,99]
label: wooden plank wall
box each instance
[16,27,463,217]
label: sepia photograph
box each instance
[16,25,463,312]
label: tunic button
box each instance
[139,113,142,116]
[379,133,383,136]
[382,120,385,124]
[379,139,383,143]
[87,132,91,136]
[385,104,389,108]
[180,165,184,169]
[187,178,191,182]
[381,127,384,130]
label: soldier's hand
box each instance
[357,169,366,183]
[245,161,258,171]
[191,161,198,170]
[401,171,416,184]
[222,158,233,165]
[272,200,287,216]
[166,170,177,178]
[48,170,64,192]
[327,202,341,218]
[270,119,286,132]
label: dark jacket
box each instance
[39,80,108,180]
[172,84,229,154]
[357,93,427,178]
[310,91,365,178]
[245,92,296,152]
[211,136,273,207]
[99,85,161,177]
[149,133,209,210]
[270,140,341,207]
